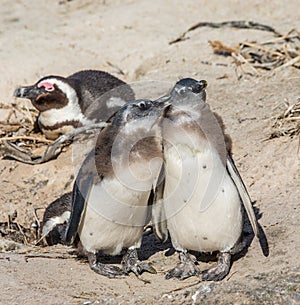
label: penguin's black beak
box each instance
[13,85,43,100]
[155,93,172,105]
[161,101,172,118]
[151,99,172,118]
[148,100,172,129]
[191,80,208,94]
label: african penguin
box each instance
[41,192,72,246]
[14,70,135,139]
[154,78,260,281]
[63,99,168,278]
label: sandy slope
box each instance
[0,0,299,304]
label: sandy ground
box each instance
[0,0,300,304]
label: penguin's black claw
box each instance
[121,248,156,276]
[165,252,200,280]
[88,253,123,278]
[201,252,231,281]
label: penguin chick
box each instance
[64,99,167,278]
[14,70,135,139]
[41,192,72,246]
[167,78,259,237]
[155,78,259,281]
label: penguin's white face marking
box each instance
[37,78,95,127]
[42,211,71,237]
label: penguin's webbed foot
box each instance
[88,253,123,278]
[121,248,156,276]
[201,252,231,281]
[166,252,200,280]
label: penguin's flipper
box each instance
[151,166,169,242]
[64,171,93,245]
[226,155,259,238]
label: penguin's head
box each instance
[170,78,207,101]
[14,76,78,112]
[112,99,168,127]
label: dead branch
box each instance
[209,29,299,76]
[170,20,299,76]
[208,40,238,56]
[0,135,53,143]
[169,20,281,45]
[106,61,125,75]
[1,122,108,164]
[261,28,300,44]
[240,41,284,57]
[270,97,300,139]
[15,221,29,245]
[231,52,260,76]
[271,55,300,73]
[164,280,200,294]
[25,254,74,260]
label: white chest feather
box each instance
[79,159,163,255]
[38,102,94,127]
[163,135,243,253]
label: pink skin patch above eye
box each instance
[38,82,55,92]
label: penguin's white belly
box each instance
[79,160,162,255]
[164,144,243,253]
[79,203,144,255]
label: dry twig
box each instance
[271,55,300,73]
[0,135,53,143]
[164,280,200,294]
[170,21,299,75]
[1,122,108,164]
[231,52,260,76]
[169,20,281,44]
[25,254,74,260]
[106,61,125,75]
[270,97,300,139]
[15,221,29,245]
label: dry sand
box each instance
[0,0,299,304]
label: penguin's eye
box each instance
[177,87,186,95]
[137,101,150,110]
